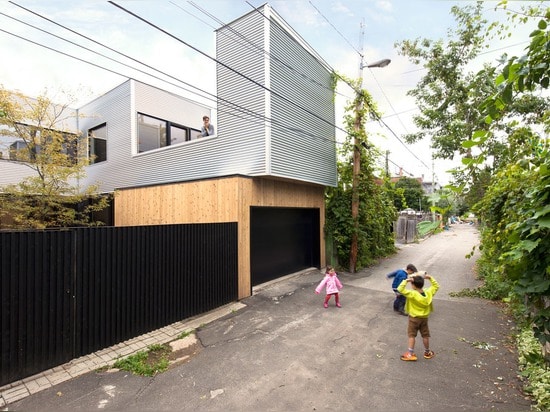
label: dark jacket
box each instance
[386,269,408,290]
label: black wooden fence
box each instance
[0,223,238,387]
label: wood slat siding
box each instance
[114,176,325,299]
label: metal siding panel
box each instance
[0,161,36,187]
[216,12,268,175]
[215,8,336,186]
[80,79,268,192]
[268,20,337,186]
[2,4,338,193]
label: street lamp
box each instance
[349,58,391,273]
[360,58,391,69]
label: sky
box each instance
[0,0,540,185]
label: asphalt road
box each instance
[6,224,533,411]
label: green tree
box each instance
[0,87,109,229]
[473,3,550,353]
[387,183,407,213]
[395,2,491,160]
[395,1,548,204]
[394,176,429,212]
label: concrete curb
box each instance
[0,301,246,408]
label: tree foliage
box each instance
[473,3,550,354]
[0,87,109,229]
[325,77,396,271]
[395,1,549,206]
[393,176,430,212]
[395,2,491,161]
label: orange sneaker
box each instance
[424,350,435,359]
[400,352,417,361]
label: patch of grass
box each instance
[113,343,171,377]
[449,288,483,298]
[177,329,193,340]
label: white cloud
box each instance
[331,1,355,17]
[375,1,393,13]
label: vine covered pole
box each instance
[349,92,363,273]
[349,58,391,273]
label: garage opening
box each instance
[250,206,320,287]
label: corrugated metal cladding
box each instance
[268,17,336,186]
[0,161,36,187]
[216,9,268,174]
[216,4,336,187]
[80,80,266,193]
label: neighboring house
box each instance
[0,95,79,184]
[421,179,442,194]
[0,4,337,300]
[390,171,442,195]
[8,140,27,161]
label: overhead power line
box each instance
[108,0,345,135]
[183,1,352,101]
[2,1,420,180]
[4,2,341,147]
[303,1,434,176]
[307,0,362,56]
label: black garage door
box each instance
[250,207,320,287]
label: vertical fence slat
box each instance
[1,223,238,387]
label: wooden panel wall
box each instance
[115,176,325,299]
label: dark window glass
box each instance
[89,123,107,163]
[137,112,209,153]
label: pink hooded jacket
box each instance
[315,273,343,295]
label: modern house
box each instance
[0,4,337,300]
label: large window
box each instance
[137,113,201,154]
[88,123,107,164]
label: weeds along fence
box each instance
[0,223,238,386]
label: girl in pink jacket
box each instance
[315,266,343,308]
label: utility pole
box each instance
[349,26,390,272]
[432,155,436,222]
[349,89,363,273]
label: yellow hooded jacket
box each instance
[397,276,439,318]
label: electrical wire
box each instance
[307,0,363,57]
[108,0,345,136]
[300,1,434,175]
[183,1,353,101]
[245,1,434,179]
[3,2,342,147]
[2,1,419,179]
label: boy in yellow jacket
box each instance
[397,272,439,361]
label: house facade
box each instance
[0,4,336,299]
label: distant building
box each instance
[390,168,441,194]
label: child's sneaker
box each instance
[336,303,342,308]
[400,352,417,361]
[323,302,328,308]
[424,350,435,359]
